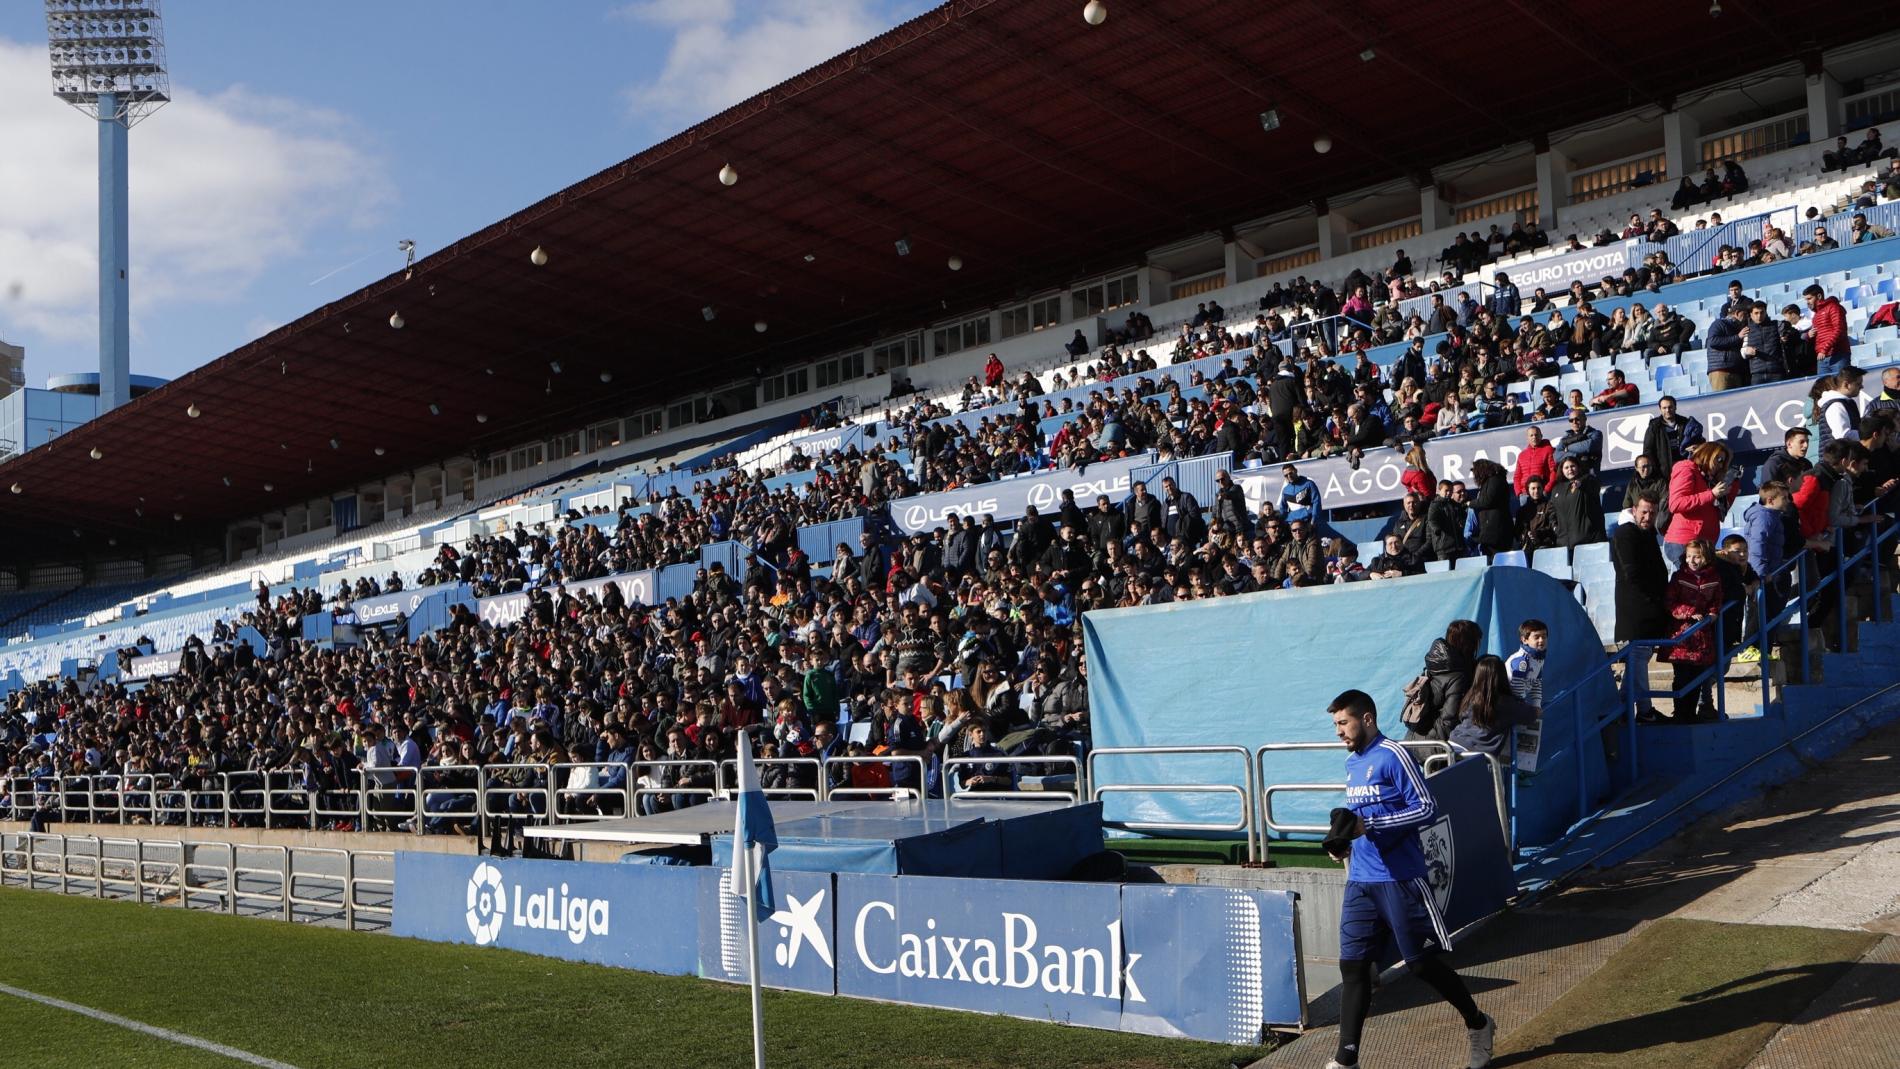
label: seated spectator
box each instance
[1648,304,1694,357]
[1669,176,1700,211]
[1590,369,1640,410]
[1850,213,1894,243]
[1810,224,1841,251]
[1064,329,1090,357]
[1367,532,1423,579]
[1823,135,1855,172]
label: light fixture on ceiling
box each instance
[8,483,18,494]
[329,438,340,450]
[599,371,613,384]
[1259,109,1280,131]
[754,321,768,333]
[222,476,231,486]
[374,446,385,456]
[702,305,717,322]
[186,403,200,418]
[172,512,182,521]
[1709,0,1721,15]
[428,402,441,416]
[1359,47,1376,62]
[263,483,273,492]
[718,163,738,186]
[1313,135,1333,154]
[549,360,562,373]
[947,256,963,271]
[530,245,548,266]
[89,447,103,460]
[803,253,816,263]
[894,237,911,257]
[476,413,489,423]
[389,311,405,329]
[1083,1,1107,26]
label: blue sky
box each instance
[0,0,935,382]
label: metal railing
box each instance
[1085,745,1259,863]
[0,830,391,931]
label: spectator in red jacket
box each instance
[1804,284,1851,377]
[1590,369,1641,410]
[1401,445,1436,500]
[1664,441,1734,568]
[983,353,1005,387]
[1513,424,1556,500]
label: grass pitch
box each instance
[0,886,1269,1069]
[1494,917,1877,1068]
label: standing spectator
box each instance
[1278,464,1321,524]
[1622,454,1667,516]
[1814,367,1865,449]
[1703,305,1747,392]
[1613,495,1671,717]
[1741,302,1785,384]
[1664,442,1735,569]
[1448,655,1540,759]
[1549,457,1606,549]
[1662,540,1724,723]
[1741,481,1795,648]
[1469,460,1512,555]
[1426,481,1469,562]
[1401,446,1437,501]
[1489,272,1521,319]
[1804,285,1851,377]
[1514,426,1556,501]
[1411,620,1482,742]
[1758,427,1812,493]
[983,353,1005,387]
[1641,395,1706,484]
[1555,410,1604,475]
[1505,620,1547,707]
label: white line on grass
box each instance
[0,981,304,1069]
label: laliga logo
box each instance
[463,862,609,947]
[466,862,506,945]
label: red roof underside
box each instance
[2,0,1888,556]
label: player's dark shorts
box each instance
[1339,878,1452,963]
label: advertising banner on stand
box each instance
[696,868,838,995]
[889,453,1154,534]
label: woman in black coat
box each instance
[1470,459,1512,554]
[1548,456,1606,548]
[1412,619,1483,741]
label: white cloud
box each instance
[0,38,390,353]
[619,0,902,125]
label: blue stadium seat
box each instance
[1453,554,1486,571]
[1425,559,1453,573]
[1358,540,1384,563]
[1534,559,1574,582]
[1572,542,1611,568]
[1492,550,1528,568]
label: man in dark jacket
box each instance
[1211,470,1252,538]
[1641,395,1705,480]
[1160,476,1206,545]
[1703,305,1748,392]
[1613,495,1672,719]
[1125,481,1164,539]
[1489,272,1522,319]
[1426,481,1469,561]
[943,516,977,577]
[1759,427,1813,494]
[1086,494,1128,559]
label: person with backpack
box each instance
[1402,619,1481,741]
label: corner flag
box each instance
[727,730,778,920]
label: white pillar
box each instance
[1137,264,1172,308]
[1420,184,1453,232]
[1535,149,1571,231]
[1807,71,1842,143]
[1316,210,1353,260]
[1662,110,1700,185]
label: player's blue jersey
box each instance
[1342,734,1437,883]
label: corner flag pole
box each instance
[729,731,776,1069]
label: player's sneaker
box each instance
[1467,1012,1495,1067]
[1323,1061,1356,1069]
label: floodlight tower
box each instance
[44,1,170,415]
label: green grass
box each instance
[0,887,1269,1069]
[1495,917,1877,1068]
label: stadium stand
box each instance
[8,25,1900,874]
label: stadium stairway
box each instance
[1252,711,1900,1069]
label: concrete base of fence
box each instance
[0,820,477,857]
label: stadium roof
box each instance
[2,0,1891,555]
